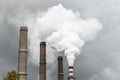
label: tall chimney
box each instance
[40,42,46,80]
[68,66,75,80]
[18,26,28,80]
[58,56,64,80]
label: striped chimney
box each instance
[68,66,73,77]
[68,66,75,80]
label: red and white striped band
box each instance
[69,67,73,76]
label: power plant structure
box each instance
[40,42,46,80]
[18,26,76,80]
[18,26,28,80]
[58,56,64,80]
[68,66,75,80]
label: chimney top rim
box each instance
[69,66,74,68]
[40,41,46,45]
[58,56,63,59]
[20,26,28,30]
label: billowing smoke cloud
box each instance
[0,0,120,80]
[8,3,102,78]
[45,4,102,66]
[14,4,102,67]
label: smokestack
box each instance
[68,66,75,80]
[58,56,64,80]
[18,26,28,80]
[40,42,46,80]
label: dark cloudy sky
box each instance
[0,0,120,80]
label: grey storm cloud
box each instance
[0,0,120,80]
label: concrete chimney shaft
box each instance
[40,42,46,80]
[18,26,28,80]
[58,56,64,80]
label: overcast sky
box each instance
[0,0,120,80]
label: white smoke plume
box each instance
[9,3,102,70]
[45,4,102,66]
[12,4,102,67]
